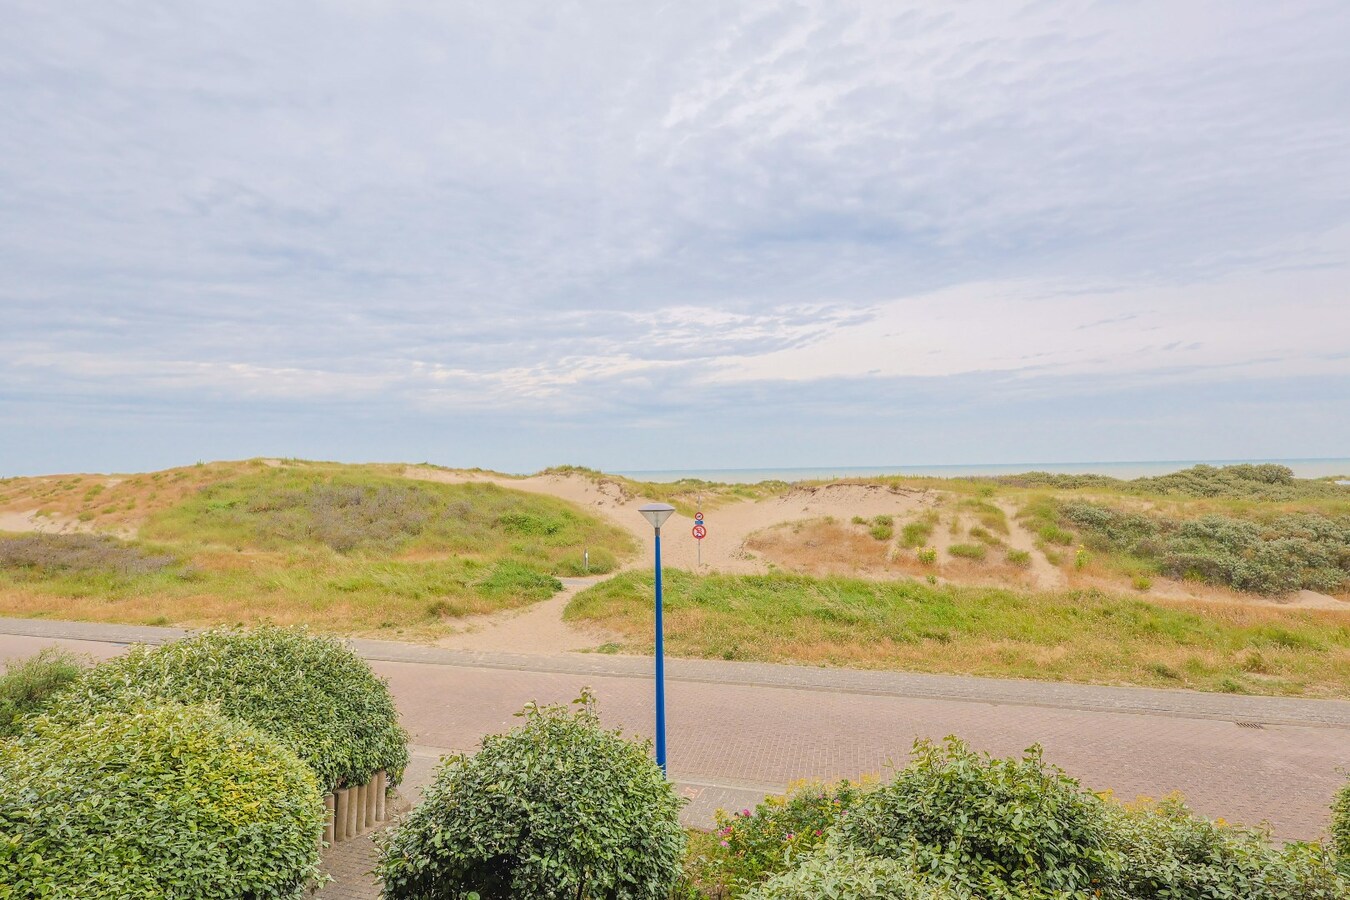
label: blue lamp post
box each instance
[638,502,676,775]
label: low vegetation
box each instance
[567,571,1350,696]
[0,461,634,635]
[0,647,87,738]
[1058,501,1349,595]
[997,462,1349,503]
[0,532,179,576]
[0,701,325,899]
[376,691,685,900]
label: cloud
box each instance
[0,1,1347,473]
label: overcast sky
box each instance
[3,1,1348,476]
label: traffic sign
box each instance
[694,511,704,522]
[692,524,707,540]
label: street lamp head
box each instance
[638,503,676,530]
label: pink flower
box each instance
[814,830,822,837]
[785,833,795,841]
[741,809,751,817]
[720,840,729,848]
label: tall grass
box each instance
[566,571,1350,697]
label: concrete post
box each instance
[375,770,386,821]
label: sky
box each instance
[2,1,1348,477]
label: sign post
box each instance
[693,511,706,567]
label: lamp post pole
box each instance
[638,503,676,776]
[653,521,666,773]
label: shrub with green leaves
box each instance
[54,625,407,791]
[946,542,987,561]
[1060,501,1350,595]
[1106,796,1347,900]
[741,846,950,900]
[1333,782,1350,869]
[0,647,87,738]
[705,779,871,893]
[0,701,324,899]
[839,738,1119,898]
[376,690,685,900]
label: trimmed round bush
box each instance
[838,737,1119,898]
[1107,796,1347,900]
[376,690,685,900]
[54,625,408,791]
[0,701,324,899]
[741,847,952,900]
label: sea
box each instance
[614,458,1350,485]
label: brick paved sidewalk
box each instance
[3,616,1348,727]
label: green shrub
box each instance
[947,543,987,561]
[54,625,408,791]
[376,690,684,900]
[1334,782,1350,867]
[1059,501,1350,595]
[0,647,86,738]
[1107,796,1347,900]
[851,516,868,525]
[839,738,1119,898]
[868,521,894,541]
[916,547,938,565]
[997,463,1347,501]
[1038,524,1075,546]
[704,779,871,893]
[901,519,935,548]
[741,846,948,900]
[0,701,323,899]
[1005,549,1032,568]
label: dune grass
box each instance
[0,464,635,636]
[565,571,1350,697]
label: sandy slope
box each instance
[403,467,932,575]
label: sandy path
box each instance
[0,508,133,538]
[435,577,619,653]
[994,500,1068,591]
[403,467,932,576]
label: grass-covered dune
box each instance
[566,570,1350,697]
[0,462,635,635]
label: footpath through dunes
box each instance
[402,465,936,575]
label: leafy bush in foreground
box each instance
[0,647,86,738]
[839,738,1118,898]
[1106,795,1346,900]
[53,625,408,791]
[741,846,949,900]
[376,690,685,900]
[705,779,870,892]
[1334,782,1350,868]
[0,702,324,899]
